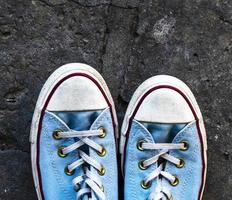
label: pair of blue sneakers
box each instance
[30,63,207,200]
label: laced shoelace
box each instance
[137,140,189,200]
[53,127,107,200]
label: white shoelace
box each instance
[58,129,107,200]
[140,142,186,200]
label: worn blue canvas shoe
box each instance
[120,75,207,200]
[30,63,118,200]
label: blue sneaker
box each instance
[30,63,118,200]
[120,75,207,200]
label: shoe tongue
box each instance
[52,110,102,152]
[52,110,101,131]
[141,122,187,143]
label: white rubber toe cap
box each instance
[134,87,195,123]
[35,63,111,112]
[47,75,108,111]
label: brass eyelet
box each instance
[137,140,146,151]
[141,180,151,189]
[138,159,148,170]
[176,158,185,168]
[53,129,63,140]
[97,146,107,157]
[57,146,67,158]
[170,175,179,186]
[98,127,107,138]
[98,166,106,176]
[64,165,75,176]
[180,140,189,151]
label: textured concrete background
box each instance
[0,0,232,199]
